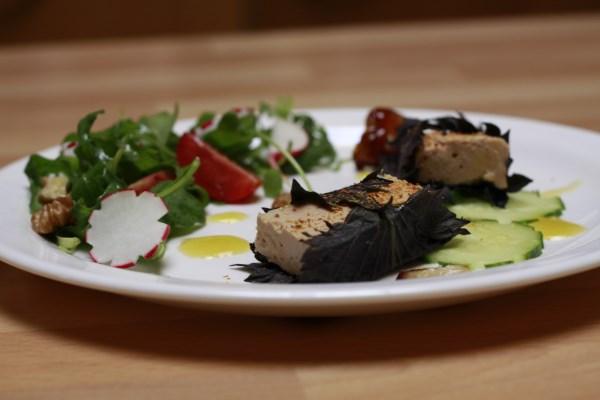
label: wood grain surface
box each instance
[1,13,599,399]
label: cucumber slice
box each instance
[426,221,543,269]
[449,191,564,224]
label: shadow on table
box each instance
[1,264,600,364]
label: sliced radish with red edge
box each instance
[87,190,170,268]
[270,118,309,162]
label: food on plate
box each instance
[24,100,337,268]
[416,131,509,189]
[25,108,209,268]
[426,221,543,269]
[448,191,564,224]
[398,264,470,279]
[87,190,170,268]
[31,194,73,235]
[353,107,531,207]
[191,100,336,197]
[244,173,468,283]
[352,108,573,279]
[128,170,175,194]
[23,102,578,279]
[176,132,261,203]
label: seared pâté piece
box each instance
[250,174,467,283]
[255,177,420,276]
[353,108,530,207]
[416,131,510,189]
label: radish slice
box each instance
[270,118,309,162]
[87,190,170,268]
[60,141,77,157]
[232,107,253,117]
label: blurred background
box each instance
[2,0,600,44]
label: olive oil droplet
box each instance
[207,211,248,224]
[179,235,249,259]
[530,218,584,240]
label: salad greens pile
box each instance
[25,99,337,260]
[26,108,208,242]
[197,100,336,195]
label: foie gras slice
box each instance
[416,131,510,189]
[254,177,421,276]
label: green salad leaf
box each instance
[261,168,284,198]
[139,105,179,145]
[153,159,209,237]
[24,154,77,212]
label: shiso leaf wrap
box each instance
[298,187,468,283]
[240,176,468,283]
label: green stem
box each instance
[108,144,126,175]
[255,130,313,191]
[157,158,200,198]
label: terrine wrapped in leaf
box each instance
[243,173,468,283]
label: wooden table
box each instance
[1,13,599,399]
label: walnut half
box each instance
[31,196,74,234]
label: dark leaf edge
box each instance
[290,179,331,209]
[379,118,423,179]
[234,243,297,283]
[424,113,510,142]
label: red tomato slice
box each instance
[176,133,261,203]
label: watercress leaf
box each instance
[78,110,104,136]
[70,163,125,207]
[273,96,293,119]
[74,111,106,169]
[140,105,178,145]
[62,132,78,144]
[259,102,272,115]
[57,199,93,240]
[153,181,207,237]
[261,168,283,198]
[165,131,180,152]
[118,132,176,183]
[25,154,78,212]
[29,182,42,213]
[203,112,257,158]
[196,112,216,128]
[188,185,210,208]
[93,118,139,157]
[25,154,75,185]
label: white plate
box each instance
[1,109,600,316]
